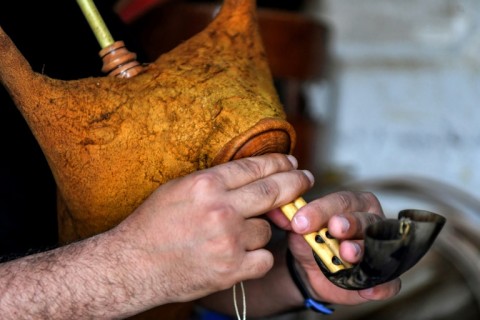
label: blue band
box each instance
[305,298,334,315]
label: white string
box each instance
[233,281,246,320]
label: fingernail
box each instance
[302,170,315,186]
[351,242,361,257]
[286,155,298,168]
[336,215,350,233]
[293,215,309,232]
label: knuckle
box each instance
[257,180,281,203]
[364,212,383,225]
[190,172,219,192]
[210,249,241,279]
[215,239,237,261]
[232,154,290,179]
[335,191,354,211]
[297,171,312,190]
[208,237,239,274]
[360,191,380,208]
[205,205,236,226]
[236,157,264,179]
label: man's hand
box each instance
[112,153,314,305]
[267,191,401,305]
[0,154,314,319]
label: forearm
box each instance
[0,229,160,319]
[198,243,304,318]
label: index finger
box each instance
[211,153,298,190]
[228,169,314,218]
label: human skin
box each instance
[199,190,401,317]
[0,154,313,319]
[0,154,400,319]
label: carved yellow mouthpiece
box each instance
[280,197,353,273]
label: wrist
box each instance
[286,249,334,315]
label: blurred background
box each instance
[269,0,480,319]
[1,0,479,319]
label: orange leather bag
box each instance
[0,0,294,318]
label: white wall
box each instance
[303,0,480,207]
